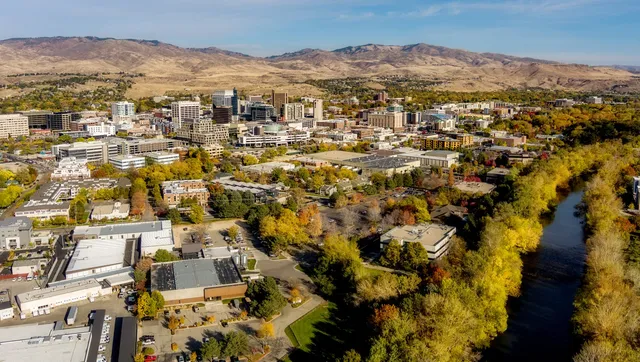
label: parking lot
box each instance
[172,219,248,249]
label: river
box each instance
[483,189,586,362]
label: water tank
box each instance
[240,254,248,267]
[232,254,240,266]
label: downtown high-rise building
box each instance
[313,99,323,120]
[111,101,135,123]
[171,101,201,129]
[271,90,289,116]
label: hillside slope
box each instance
[0,37,637,96]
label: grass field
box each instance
[285,302,334,354]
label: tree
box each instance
[379,239,402,268]
[448,165,456,187]
[222,331,249,358]
[257,321,275,339]
[167,315,180,335]
[246,277,287,319]
[171,342,179,351]
[201,339,221,362]
[228,225,239,240]
[131,191,146,216]
[167,208,181,224]
[142,347,154,355]
[371,304,400,328]
[339,350,362,362]
[190,351,198,362]
[154,249,178,262]
[136,292,157,320]
[134,354,145,362]
[242,154,259,165]
[151,290,165,310]
[190,204,204,224]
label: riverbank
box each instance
[483,189,586,361]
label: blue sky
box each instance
[1,0,639,65]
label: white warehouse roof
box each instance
[66,239,126,274]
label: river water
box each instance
[483,190,586,362]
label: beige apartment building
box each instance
[176,119,229,145]
[171,101,200,129]
[368,111,404,131]
[0,114,29,139]
[282,103,304,121]
[161,180,209,207]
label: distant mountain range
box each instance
[0,36,638,96]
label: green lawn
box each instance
[285,303,333,354]
[362,267,386,277]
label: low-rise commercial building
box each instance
[107,137,184,155]
[143,151,179,165]
[238,129,310,147]
[51,157,91,180]
[395,148,460,168]
[494,135,527,147]
[486,168,511,184]
[420,133,473,150]
[52,141,118,164]
[368,111,404,131]
[380,223,456,260]
[151,258,247,305]
[0,217,32,250]
[242,161,296,174]
[90,201,130,220]
[0,289,13,320]
[16,278,111,315]
[212,179,286,203]
[15,179,130,220]
[65,238,128,279]
[201,143,224,158]
[109,154,146,171]
[162,180,209,207]
[0,114,29,139]
[11,258,47,276]
[0,321,95,361]
[73,220,174,257]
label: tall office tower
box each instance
[170,101,201,129]
[211,106,232,124]
[271,90,289,116]
[0,114,29,139]
[313,99,323,120]
[111,101,135,123]
[212,90,234,107]
[231,88,239,116]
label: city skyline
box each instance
[0,0,638,65]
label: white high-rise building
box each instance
[0,114,29,139]
[212,90,234,107]
[313,99,323,121]
[111,101,135,123]
[171,101,201,129]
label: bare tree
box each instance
[368,199,382,224]
[341,207,358,238]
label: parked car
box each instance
[177,355,185,362]
[104,315,112,321]
[98,345,106,352]
[175,309,181,314]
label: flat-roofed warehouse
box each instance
[151,258,247,305]
[0,322,93,362]
[65,238,130,279]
